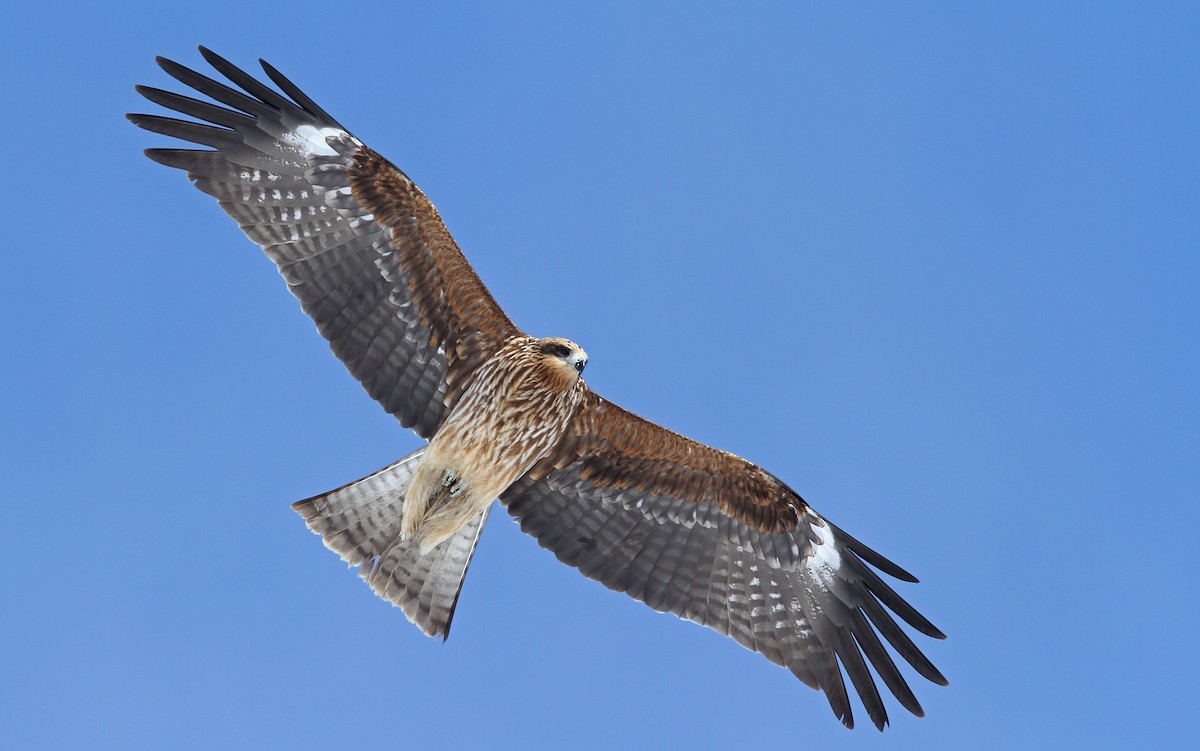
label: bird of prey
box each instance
[129,47,947,731]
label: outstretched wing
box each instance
[502,390,947,730]
[128,48,521,438]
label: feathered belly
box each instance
[402,359,582,553]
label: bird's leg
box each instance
[402,459,487,553]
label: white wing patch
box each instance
[805,518,843,582]
[288,124,343,157]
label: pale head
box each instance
[536,336,588,381]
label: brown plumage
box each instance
[404,336,587,552]
[129,47,947,731]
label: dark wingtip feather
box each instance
[831,699,854,730]
[197,46,305,118]
[852,556,946,640]
[141,149,228,174]
[142,147,190,168]
[831,522,920,583]
[125,113,238,151]
[259,57,344,128]
[851,610,926,718]
[918,616,947,641]
[835,633,889,732]
[135,85,256,129]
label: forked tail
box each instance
[292,448,490,638]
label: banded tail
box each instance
[292,448,490,638]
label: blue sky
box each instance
[3,2,1197,748]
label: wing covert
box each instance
[129,48,522,438]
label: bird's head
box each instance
[536,337,588,381]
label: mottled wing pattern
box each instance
[502,391,947,730]
[128,48,521,438]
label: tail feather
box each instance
[366,507,490,638]
[292,448,490,638]
[293,449,423,565]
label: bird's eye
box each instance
[553,344,572,358]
